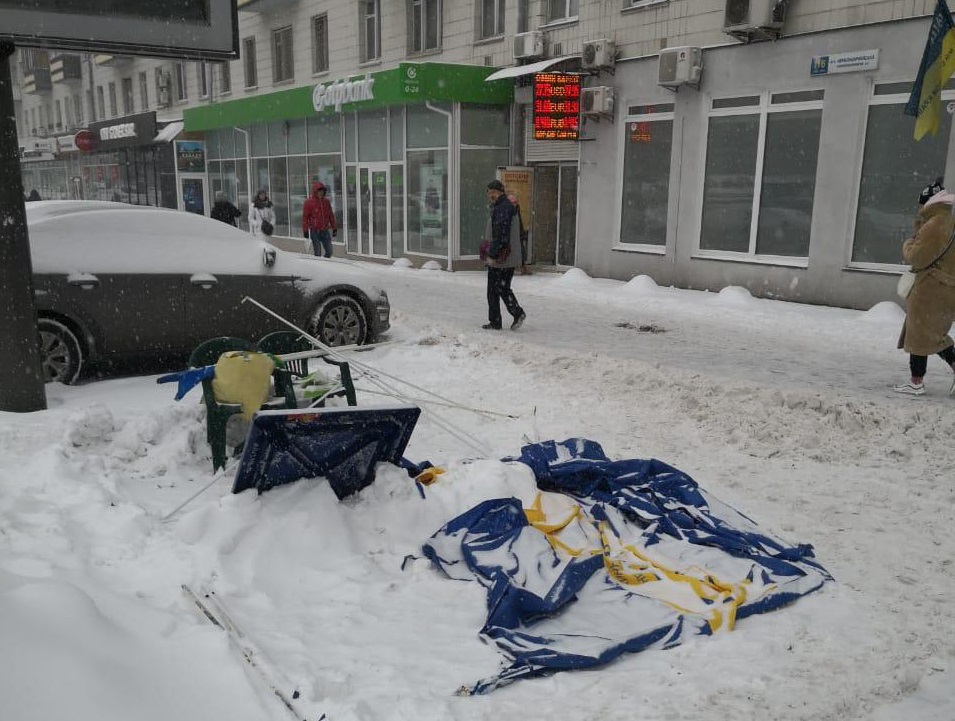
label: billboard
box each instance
[0,0,239,60]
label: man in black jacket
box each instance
[482,180,526,330]
[211,192,241,226]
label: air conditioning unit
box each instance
[723,0,786,40]
[581,86,614,116]
[582,38,616,71]
[657,46,703,88]
[514,30,545,60]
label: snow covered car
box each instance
[27,201,390,384]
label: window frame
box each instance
[846,80,955,271]
[544,0,579,25]
[138,71,149,111]
[479,0,505,39]
[122,76,134,114]
[312,13,329,75]
[409,0,442,54]
[272,25,294,84]
[175,62,188,102]
[198,62,210,98]
[695,89,825,266]
[219,61,231,95]
[360,0,381,64]
[243,36,257,89]
[107,81,117,117]
[96,85,106,120]
[614,102,675,252]
[623,0,668,11]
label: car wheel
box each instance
[38,318,83,384]
[311,294,368,347]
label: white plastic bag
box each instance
[897,270,916,300]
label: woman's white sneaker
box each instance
[893,382,926,396]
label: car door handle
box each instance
[67,273,99,289]
[190,274,218,288]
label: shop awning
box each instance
[153,121,184,143]
[484,56,578,82]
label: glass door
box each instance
[358,164,391,257]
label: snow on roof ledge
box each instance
[484,56,578,82]
[153,121,184,144]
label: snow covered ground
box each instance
[1,263,953,721]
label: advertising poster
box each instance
[175,140,206,173]
[420,163,444,237]
[499,166,534,230]
[182,178,204,215]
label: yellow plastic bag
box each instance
[211,351,276,420]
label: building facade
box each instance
[12,0,947,307]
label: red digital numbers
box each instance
[533,73,581,141]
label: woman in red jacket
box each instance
[302,182,337,258]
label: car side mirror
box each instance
[263,247,276,268]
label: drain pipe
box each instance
[425,101,455,272]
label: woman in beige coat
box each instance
[894,180,955,396]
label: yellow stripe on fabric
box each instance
[597,523,751,632]
[524,493,595,558]
[915,28,955,140]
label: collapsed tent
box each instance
[422,438,831,694]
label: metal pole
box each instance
[0,42,47,411]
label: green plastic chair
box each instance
[188,336,255,472]
[256,331,313,409]
[256,330,358,409]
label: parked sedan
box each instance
[27,201,390,384]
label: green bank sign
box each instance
[184,62,512,132]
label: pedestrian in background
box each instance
[894,177,955,396]
[26,189,41,201]
[249,189,276,239]
[302,181,337,258]
[482,180,526,331]
[211,191,241,226]
[507,192,532,275]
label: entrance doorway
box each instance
[533,163,578,267]
[357,164,390,257]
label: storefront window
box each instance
[407,149,448,255]
[253,158,270,197]
[358,109,388,161]
[268,122,288,157]
[390,107,404,161]
[460,148,509,255]
[251,123,269,157]
[287,118,307,155]
[346,165,358,252]
[288,155,308,232]
[270,157,289,235]
[407,104,448,148]
[461,105,509,147]
[700,113,758,253]
[620,108,672,247]
[344,113,358,162]
[700,91,823,259]
[235,158,249,229]
[391,162,404,253]
[852,87,953,265]
[307,113,341,154]
[756,109,821,257]
[206,130,220,160]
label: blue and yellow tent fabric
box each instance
[422,439,831,694]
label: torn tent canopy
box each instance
[421,438,831,695]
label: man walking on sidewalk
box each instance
[302,181,337,258]
[482,179,526,331]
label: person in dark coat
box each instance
[26,189,41,201]
[482,180,525,331]
[894,178,955,396]
[210,191,241,226]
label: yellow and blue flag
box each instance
[906,0,955,140]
